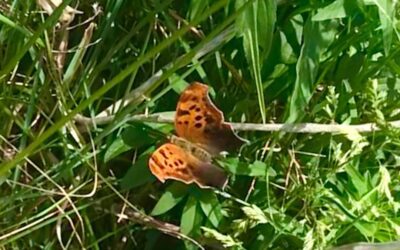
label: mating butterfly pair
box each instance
[148,82,246,188]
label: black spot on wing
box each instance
[177,109,190,116]
[194,123,202,129]
[151,156,164,169]
[189,105,197,110]
[195,115,202,121]
[159,149,168,159]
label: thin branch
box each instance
[74,112,400,133]
[113,206,181,236]
[104,205,206,250]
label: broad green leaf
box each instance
[180,195,202,235]
[355,221,378,238]
[151,182,189,216]
[218,159,276,177]
[104,137,131,162]
[121,123,158,149]
[286,19,337,123]
[199,190,223,228]
[120,155,155,190]
[345,163,368,197]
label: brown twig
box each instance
[108,205,205,250]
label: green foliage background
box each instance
[1,0,400,249]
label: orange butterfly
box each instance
[148,82,246,188]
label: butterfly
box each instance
[148,82,246,188]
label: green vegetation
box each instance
[1,0,400,249]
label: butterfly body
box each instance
[170,135,212,162]
[149,82,246,188]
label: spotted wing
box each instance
[149,143,227,188]
[174,82,245,155]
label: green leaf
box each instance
[121,123,158,149]
[345,163,368,197]
[180,195,202,235]
[104,137,131,162]
[355,221,378,238]
[120,154,155,190]
[236,0,276,123]
[286,19,337,123]
[151,182,189,216]
[199,190,223,228]
[218,158,276,177]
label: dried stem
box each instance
[74,112,400,134]
[107,205,205,250]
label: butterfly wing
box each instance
[149,143,227,188]
[174,82,245,155]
